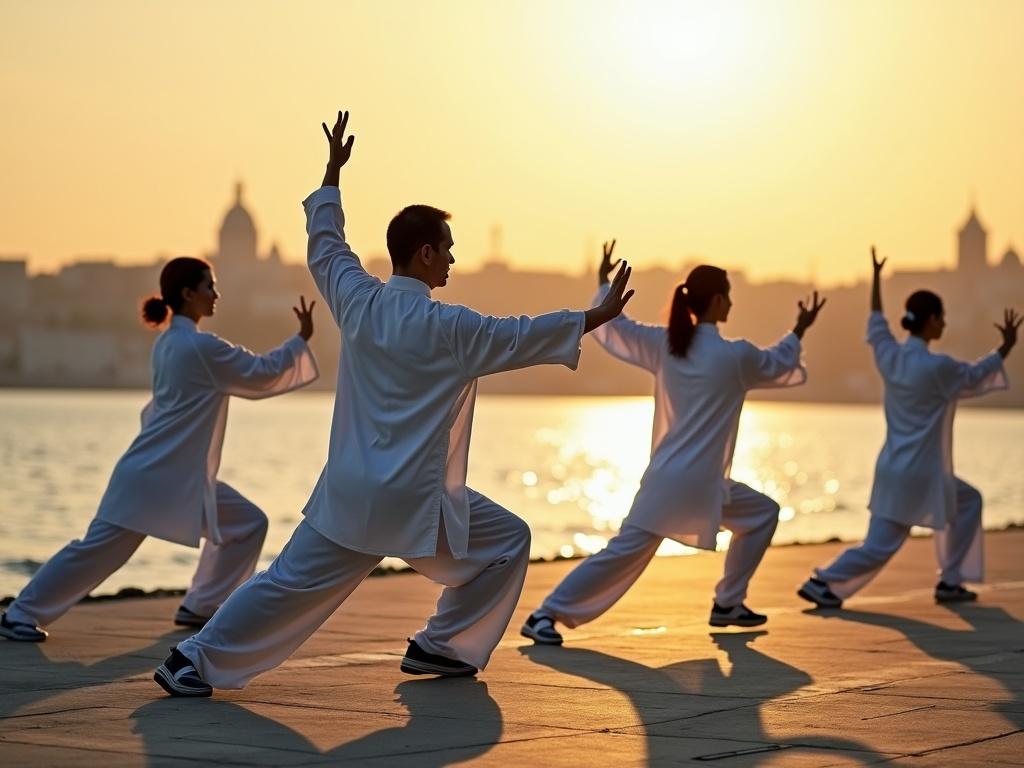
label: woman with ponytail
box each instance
[523,242,826,644]
[800,248,1019,609]
[1,257,320,642]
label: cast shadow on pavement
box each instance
[820,602,1024,735]
[520,631,884,765]
[131,677,502,766]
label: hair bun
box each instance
[141,295,169,326]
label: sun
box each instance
[577,1,757,99]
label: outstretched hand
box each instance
[323,110,356,167]
[584,261,634,334]
[321,110,355,187]
[995,308,1021,359]
[793,291,826,340]
[598,240,619,286]
[293,295,316,341]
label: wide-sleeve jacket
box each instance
[866,311,1007,529]
[95,316,319,546]
[301,186,586,560]
[591,284,806,549]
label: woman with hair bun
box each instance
[523,242,826,645]
[799,248,1019,609]
[1,257,319,642]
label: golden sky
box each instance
[2,0,1022,284]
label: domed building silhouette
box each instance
[217,182,258,265]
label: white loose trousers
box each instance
[177,489,530,689]
[539,482,779,627]
[7,482,268,627]
[815,477,983,598]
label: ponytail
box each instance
[140,256,211,328]
[667,265,729,357]
[667,284,695,357]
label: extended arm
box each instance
[305,111,376,321]
[196,332,319,400]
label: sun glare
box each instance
[591,2,753,95]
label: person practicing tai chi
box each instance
[522,244,826,645]
[153,110,635,697]
[799,248,1018,609]
[0,258,319,643]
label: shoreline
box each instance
[4,523,1021,606]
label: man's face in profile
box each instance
[426,222,455,289]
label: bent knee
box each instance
[961,486,983,513]
[506,514,532,553]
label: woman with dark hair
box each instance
[1,257,319,642]
[523,243,826,644]
[800,248,1019,608]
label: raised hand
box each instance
[793,290,826,340]
[598,240,620,286]
[293,295,316,341]
[995,308,1021,359]
[871,245,887,274]
[321,110,356,187]
[870,245,886,313]
[584,261,635,334]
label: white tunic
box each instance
[301,186,586,560]
[866,311,1007,529]
[96,316,319,546]
[592,285,805,549]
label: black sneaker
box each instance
[0,612,47,642]
[173,605,211,628]
[153,647,213,697]
[798,577,843,609]
[520,613,563,645]
[400,639,477,677]
[709,602,767,628]
[934,581,978,603]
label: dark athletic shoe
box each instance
[934,581,978,603]
[520,613,564,645]
[798,577,843,609]
[173,605,211,628]
[153,647,213,697]
[400,639,477,678]
[709,602,767,628]
[0,612,47,642]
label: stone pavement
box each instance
[1,530,1022,766]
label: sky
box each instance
[2,0,1023,284]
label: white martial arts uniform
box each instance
[816,312,1007,597]
[6,317,319,627]
[176,185,586,687]
[538,287,805,626]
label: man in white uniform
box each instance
[154,111,635,696]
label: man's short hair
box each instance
[386,205,451,269]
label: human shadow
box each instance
[131,678,502,766]
[520,632,884,764]
[0,629,188,722]
[819,603,1024,733]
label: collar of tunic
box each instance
[386,275,431,296]
[169,315,199,332]
[905,335,928,351]
[695,323,721,337]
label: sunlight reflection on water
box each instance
[1,391,1022,595]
